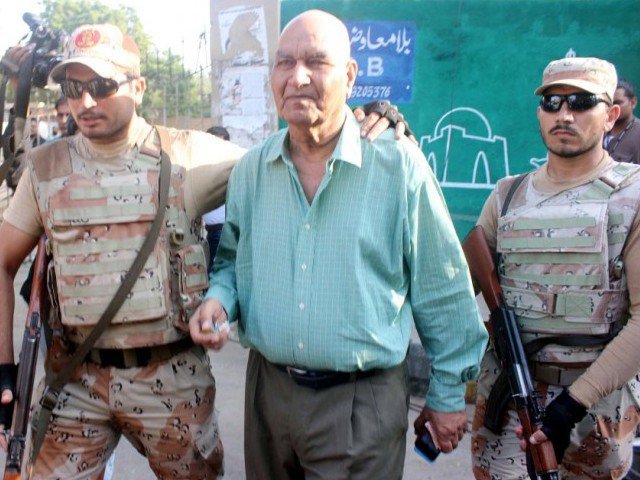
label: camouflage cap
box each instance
[49,24,140,83]
[534,57,617,102]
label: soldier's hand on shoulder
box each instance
[352,100,417,143]
[189,299,230,351]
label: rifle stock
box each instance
[3,236,49,480]
[462,226,559,480]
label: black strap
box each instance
[500,172,530,217]
[31,136,172,463]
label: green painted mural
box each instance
[281,0,640,237]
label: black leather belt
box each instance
[274,364,384,390]
[84,337,194,369]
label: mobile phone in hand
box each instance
[414,422,440,462]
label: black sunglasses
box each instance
[540,92,610,113]
[60,77,133,100]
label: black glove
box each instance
[361,100,415,138]
[0,363,17,428]
[540,389,587,463]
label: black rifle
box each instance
[462,226,558,480]
[3,236,49,480]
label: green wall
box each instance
[281,0,640,237]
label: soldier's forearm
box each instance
[0,266,16,363]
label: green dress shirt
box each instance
[207,109,488,411]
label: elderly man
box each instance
[190,9,487,479]
[471,58,640,479]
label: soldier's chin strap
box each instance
[30,136,172,466]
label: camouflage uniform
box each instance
[24,125,224,479]
[472,162,640,479]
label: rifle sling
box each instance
[483,333,612,434]
[30,135,172,464]
[500,173,529,217]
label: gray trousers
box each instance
[244,350,409,480]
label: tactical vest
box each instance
[495,162,640,365]
[29,129,209,349]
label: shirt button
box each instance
[304,224,311,231]
[298,342,304,349]
[299,302,305,310]
[301,263,307,271]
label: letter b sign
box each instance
[367,57,384,77]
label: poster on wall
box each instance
[218,6,269,66]
[211,0,279,149]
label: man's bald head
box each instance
[272,9,357,132]
[280,10,352,63]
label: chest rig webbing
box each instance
[496,162,640,364]
[29,128,209,349]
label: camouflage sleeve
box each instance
[2,164,43,237]
[568,204,640,407]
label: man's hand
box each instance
[529,390,587,463]
[1,46,33,91]
[413,406,467,453]
[353,100,417,143]
[0,363,17,451]
[189,299,230,351]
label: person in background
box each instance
[50,95,71,140]
[472,57,640,479]
[605,79,640,164]
[190,9,487,479]
[204,125,231,268]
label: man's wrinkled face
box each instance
[613,87,637,125]
[537,85,618,158]
[271,17,356,129]
[65,63,145,144]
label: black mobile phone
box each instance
[414,424,440,463]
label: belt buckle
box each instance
[286,366,309,378]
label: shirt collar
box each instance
[265,106,363,168]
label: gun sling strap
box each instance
[484,170,621,434]
[31,126,172,463]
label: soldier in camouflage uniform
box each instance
[0,23,244,479]
[471,57,640,479]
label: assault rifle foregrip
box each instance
[462,226,559,480]
[3,236,49,479]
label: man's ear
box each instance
[131,77,146,106]
[605,104,621,132]
[346,59,358,99]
